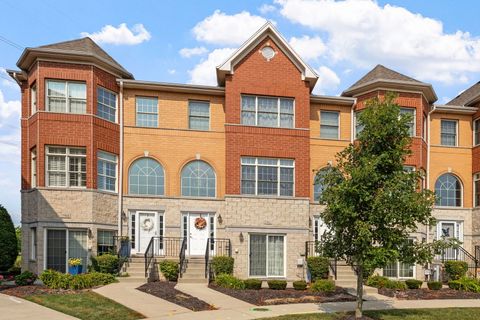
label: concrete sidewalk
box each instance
[175,283,253,310]
[0,293,77,320]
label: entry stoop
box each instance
[334,261,377,295]
[178,257,208,284]
[119,255,149,283]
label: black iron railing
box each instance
[440,246,479,278]
[143,237,185,278]
[144,237,155,278]
[179,237,187,278]
[205,238,232,281]
[305,240,337,280]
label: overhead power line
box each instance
[0,35,24,51]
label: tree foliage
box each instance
[0,205,18,271]
[316,93,436,318]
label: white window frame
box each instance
[440,119,458,147]
[97,151,117,192]
[131,211,165,254]
[46,146,87,188]
[241,95,295,128]
[241,157,295,197]
[46,80,87,114]
[474,173,480,207]
[474,118,480,147]
[97,86,118,123]
[188,100,210,131]
[31,148,37,188]
[354,110,363,139]
[31,84,37,115]
[43,228,88,272]
[383,260,416,279]
[400,107,416,137]
[435,173,463,208]
[135,96,158,128]
[30,227,37,261]
[422,114,427,141]
[436,220,463,241]
[320,110,340,140]
[248,233,287,278]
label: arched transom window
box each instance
[435,173,462,207]
[181,160,216,197]
[128,158,164,195]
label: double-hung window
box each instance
[136,97,158,127]
[400,108,415,137]
[97,230,116,255]
[31,85,37,115]
[189,101,210,130]
[46,80,86,113]
[354,111,364,138]
[475,173,480,207]
[249,234,285,277]
[474,119,480,146]
[97,87,117,122]
[241,157,294,196]
[441,119,457,146]
[241,95,294,128]
[97,151,117,192]
[31,148,37,188]
[46,146,86,187]
[320,111,339,139]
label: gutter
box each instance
[117,80,124,237]
[425,104,436,278]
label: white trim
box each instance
[45,146,87,188]
[240,94,295,129]
[247,233,287,278]
[440,118,459,147]
[132,210,165,254]
[180,212,216,256]
[319,110,340,140]
[45,80,87,114]
[97,150,118,193]
[188,100,211,131]
[96,86,118,123]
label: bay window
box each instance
[400,107,415,137]
[97,151,117,192]
[241,95,294,128]
[474,119,480,146]
[474,173,480,207]
[46,146,86,187]
[97,87,117,122]
[46,80,86,114]
[249,234,285,277]
[241,157,294,196]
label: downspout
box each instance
[117,80,124,238]
[426,104,436,279]
[350,100,355,143]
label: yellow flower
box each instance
[68,258,82,266]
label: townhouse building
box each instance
[8,23,480,283]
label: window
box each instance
[46,147,86,187]
[97,230,115,255]
[441,119,457,146]
[31,85,37,115]
[46,80,86,113]
[181,160,216,197]
[136,97,158,127]
[313,168,330,202]
[403,165,415,172]
[422,115,427,140]
[249,234,285,277]
[97,151,117,192]
[400,108,415,137]
[241,157,294,197]
[31,148,37,188]
[30,227,37,261]
[189,101,210,130]
[241,95,294,128]
[97,87,117,122]
[474,173,480,207]
[384,261,414,278]
[320,111,339,139]
[475,119,480,146]
[435,173,462,207]
[128,158,164,195]
[46,229,88,273]
[354,111,364,138]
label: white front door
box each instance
[184,213,213,256]
[137,212,158,253]
[437,220,463,259]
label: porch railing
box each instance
[440,246,479,278]
[179,237,187,278]
[113,236,131,275]
[305,240,337,280]
[144,237,185,278]
[205,238,232,281]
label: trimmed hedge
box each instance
[293,280,307,290]
[384,280,407,290]
[448,277,480,292]
[405,279,423,289]
[311,279,335,292]
[427,281,442,290]
[244,278,262,290]
[267,280,287,290]
[211,256,234,276]
[159,260,179,281]
[366,275,389,288]
[14,271,37,286]
[214,274,245,290]
[91,254,119,274]
[40,270,116,289]
[444,261,468,280]
[306,256,329,281]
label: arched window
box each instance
[181,160,216,197]
[128,158,164,195]
[435,173,462,207]
[313,168,330,203]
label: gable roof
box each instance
[17,37,133,78]
[447,81,480,106]
[216,22,318,90]
[342,64,437,103]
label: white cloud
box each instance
[313,66,341,94]
[259,4,277,14]
[289,35,326,61]
[188,48,236,85]
[276,0,480,84]
[193,10,269,46]
[0,89,21,127]
[179,46,208,58]
[81,23,151,45]
[168,69,176,75]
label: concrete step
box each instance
[177,277,208,284]
[118,276,147,283]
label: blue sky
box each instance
[1,0,480,224]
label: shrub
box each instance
[366,275,389,288]
[244,278,262,290]
[91,254,119,274]
[293,280,307,290]
[427,281,442,290]
[214,274,245,290]
[306,256,329,281]
[159,260,179,281]
[211,256,234,275]
[444,261,468,280]
[40,270,116,289]
[267,280,287,290]
[405,279,423,289]
[14,271,37,286]
[8,256,21,275]
[311,279,335,293]
[448,277,480,293]
[384,280,407,290]
[0,205,18,272]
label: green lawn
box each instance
[260,308,480,320]
[26,291,144,320]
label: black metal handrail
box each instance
[144,237,155,278]
[476,246,480,262]
[179,237,187,278]
[113,236,130,275]
[329,258,338,280]
[441,246,479,278]
[204,238,232,281]
[205,239,211,280]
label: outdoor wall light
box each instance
[217,214,223,224]
[239,232,244,243]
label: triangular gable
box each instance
[216,22,318,90]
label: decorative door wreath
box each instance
[141,217,154,231]
[194,217,207,230]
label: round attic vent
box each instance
[261,46,275,60]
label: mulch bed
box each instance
[137,281,216,311]
[379,287,480,300]
[208,283,356,306]
[0,285,78,298]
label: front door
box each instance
[437,221,463,260]
[137,212,157,253]
[46,229,67,272]
[184,213,213,256]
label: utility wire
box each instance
[0,35,24,50]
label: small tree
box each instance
[0,205,18,271]
[15,227,21,254]
[318,93,436,318]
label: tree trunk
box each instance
[355,263,364,319]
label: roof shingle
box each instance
[346,64,423,91]
[446,81,480,106]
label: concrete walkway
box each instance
[175,283,253,309]
[0,293,77,320]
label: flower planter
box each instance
[68,265,83,275]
